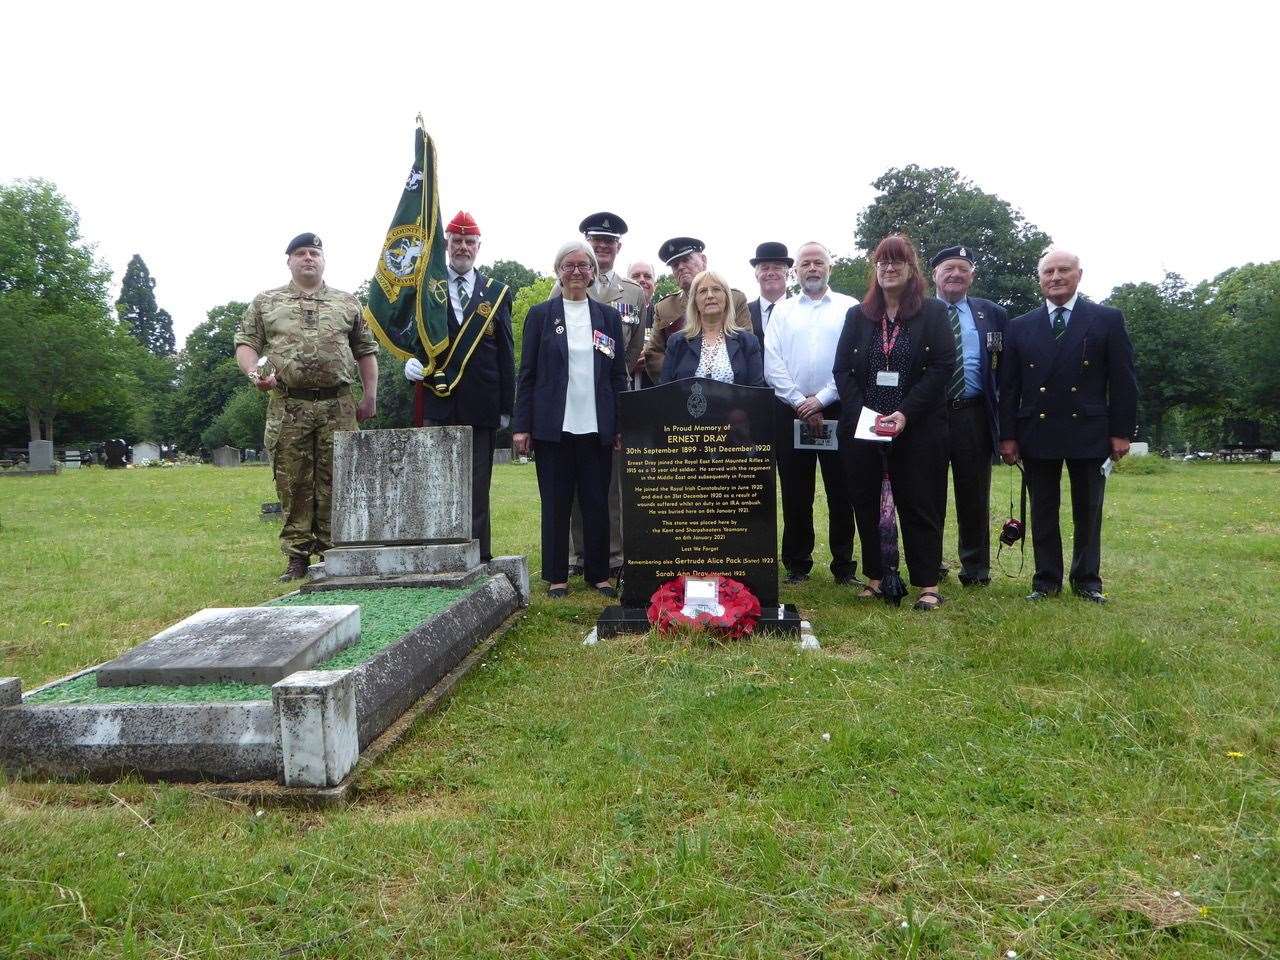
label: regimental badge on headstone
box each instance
[687,381,707,418]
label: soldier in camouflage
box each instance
[234,232,379,580]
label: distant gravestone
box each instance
[28,440,53,472]
[244,449,259,463]
[212,445,241,467]
[96,605,361,687]
[105,439,128,469]
[1129,442,1149,457]
[62,450,82,470]
[133,441,161,465]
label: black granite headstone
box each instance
[599,377,798,636]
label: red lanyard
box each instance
[880,316,901,369]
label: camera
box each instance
[999,516,1025,547]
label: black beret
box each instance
[285,232,323,255]
[749,241,793,267]
[929,245,974,269]
[579,212,628,237]
[658,236,705,265]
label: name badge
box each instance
[876,370,900,387]
[593,329,616,358]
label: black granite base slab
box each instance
[596,604,802,638]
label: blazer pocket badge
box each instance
[593,330,616,358]
[477,302,494,319]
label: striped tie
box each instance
[457,276,470,311]
[1052,306,1067,339]
[947,303,965,401]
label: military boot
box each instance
[279,555,310,582]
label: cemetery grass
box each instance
[2,462,1279,959]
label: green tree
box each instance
[201,385,267,451]
[1201,261,1280,438]
[1106,273,1223,447]
[169,300,246,451]
[0,179,127,443]
[829,256,871,299]
[480,259,542,293]
[855,165,1052,315]
[510,276,555,359]
[116,254,175,355]
[654,274,679,300]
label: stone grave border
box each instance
[0,559,529,805]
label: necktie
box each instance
[947,303,965,400]
[1052,306,1066,339]
[764,302,774,328]
[456,276,469,312]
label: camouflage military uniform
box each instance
[234,282,377,559]
[642,287,750,383]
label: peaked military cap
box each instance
[580,212,628,238]
[929,245,975,269]
[285,232,323,255]
[658,236,705,265]
[749,241,793,267]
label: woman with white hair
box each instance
[659,270,764,386]
[512,241,628,598]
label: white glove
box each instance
[404,357,424,382]
[500,414,511,430]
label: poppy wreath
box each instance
[647,574,762,639]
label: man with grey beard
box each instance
[763,242,860,585]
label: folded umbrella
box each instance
[877,448,907,606]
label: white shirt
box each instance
[1044,292,1079,327]
[759,295,784,333]
[447,267,476,316]
[763,287,858,408]
[561,298,598,435]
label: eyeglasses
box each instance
[560,263,594,275]
[875,259,907,269]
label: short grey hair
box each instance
[1038,247,1081,272]
[553,240,598,276]
[795,241,832,264]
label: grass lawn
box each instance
[1,460,1278,958]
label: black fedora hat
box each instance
[749,241,793,267]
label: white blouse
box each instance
[695,337,735,383]
[561,298,599,435]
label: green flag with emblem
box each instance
[363,118,451,384]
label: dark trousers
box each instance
[533,433,612,585]
[426,420,495,562]
[843,427,949,588]
[774,398,855,578]
[946,402,994,580]
[1023,456,1106,594]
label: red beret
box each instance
[447,211,481,236]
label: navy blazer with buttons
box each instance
[998,297,1137,460]
[659,329,765,386]
[943,295,1008,454]
[512,296,627,445]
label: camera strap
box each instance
[996,462,1027,577]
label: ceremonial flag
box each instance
[363,118,452,388]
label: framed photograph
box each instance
[794,418,839,451]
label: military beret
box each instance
[580,211,627,238]
[749,241,793,267]
[285,232,323,255]
[447,211,481,236]
[658,236,705,265]
[929,245,975,269]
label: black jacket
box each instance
[512,296,627,444]
[421,273,514,428]
[833,299,956,438]
[659,330,765,386]
[998,297,1138,460]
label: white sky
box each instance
[3,1,1276,346]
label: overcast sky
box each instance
[3,1,1276,346]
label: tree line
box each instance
[1,168,1276,454]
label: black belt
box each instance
[948,395,984,411]
[282,384,350,401]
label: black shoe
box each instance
[784,571,810,584]
[594,584,619,599]
[278,555,309,582]
[958,574,991,587]
[1025,589,1059,601]
[834,572,863,586]
[1073,586,1107,604]
[547,586,568,599]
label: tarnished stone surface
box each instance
[485,555,531,607]
[331,427,470,546]
[0,701,277,781]
[322,541,480,578]
[0,677,21,706]
[349,574,517,748]
[212,445,240,467]
[273,670,358,787]
[97,606,360,687]
[28,440,53,471]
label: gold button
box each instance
[1039,413,1046,420]
[1039,386,1046,393]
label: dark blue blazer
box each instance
[421,272,514,428]
[947,295,1008,454]
[998,297,1138,460]
[659,330,765,386]
[512,296,627,444]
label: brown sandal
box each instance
[912,591,944,611]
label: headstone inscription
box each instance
[598,377,798,635]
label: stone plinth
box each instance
[331,427,470,546]
[28,440,53,471]
[322,541,479,578]
[273,670,359,787]
[212,445,240,467]
[97,606,360,688]
[0,677,20,706]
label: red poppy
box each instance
[646,574,762,639]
